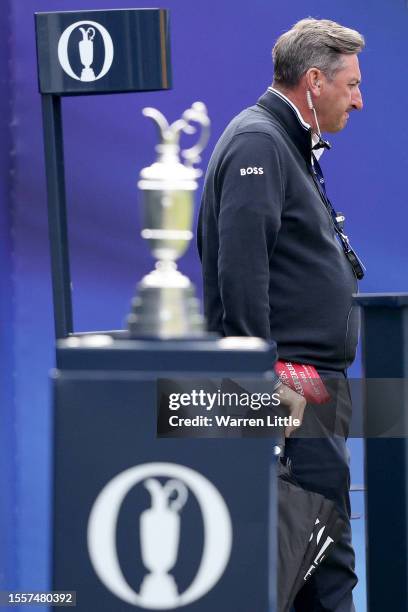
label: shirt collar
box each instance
[269,87,311,130]
[268,87,325,160]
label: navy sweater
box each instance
[197,89,360,372]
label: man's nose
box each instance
[352,88,363,111]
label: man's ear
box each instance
[305,68,322,98]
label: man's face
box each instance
[317,54,363,133]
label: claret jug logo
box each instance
[87,462,233,609]
[57,20,114,82]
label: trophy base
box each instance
[139,572,178,606]
[80,67,96,82]
[127,261,205,339]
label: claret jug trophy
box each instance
[127,102,210,338]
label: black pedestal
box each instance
[53,336,278,611]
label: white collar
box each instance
[268,87,324,160]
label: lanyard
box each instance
[311,155,366,280]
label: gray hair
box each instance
[272,18,365,87]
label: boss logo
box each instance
[240,167,264,176]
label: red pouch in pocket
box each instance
[275,361,331,404]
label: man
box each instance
[197,18,365,612]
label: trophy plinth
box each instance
[127,262,204,337]
[126,103,210,339]
[80,67,95,81]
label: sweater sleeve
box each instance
[217,131,284,345]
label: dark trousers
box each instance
[285,370,357,612]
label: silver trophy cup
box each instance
[127,102,210,338]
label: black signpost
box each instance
[35,9,172,338]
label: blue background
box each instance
[2,0,408,610]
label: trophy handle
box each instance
[142,108,172,143]
[180,101,210,168]
[79,26,95,41]
[143,107,196,146]
[142,103,209,158]
[163,479,188,512]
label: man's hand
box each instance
[276,383,306,437]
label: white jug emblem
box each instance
[57,20,114,82]
[87,462,233,609]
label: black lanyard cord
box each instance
[310,155,366,280]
